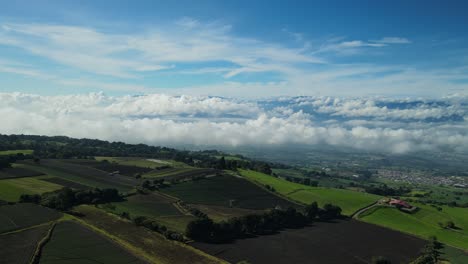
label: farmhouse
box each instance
[389,199,411,208]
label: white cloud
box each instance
[376,37,411,44]
[0,93,466,154]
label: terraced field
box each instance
[161,174,298,210]
[359,203,468,250]
[0,224,51,264]
[40,221,144,264]
[240,170,380,215]
[74,205,226,264]
[0,177,62,202]
[0,203,62,233]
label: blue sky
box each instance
[0,0,467,97]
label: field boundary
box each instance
[30,223,55,264]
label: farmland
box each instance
[40,221,144,264]
[95,156,189,169]
[0,177,62,202]
[161,174,298,210]
[359,203,468,249]
[100,193,183,218]
[193,219,427,264]
[0,224,51,264]
[63,159,153,176]
[19,159,140,192]
[0,149,34,155]
[240,170,381,215]
[0,166,44,179]
[0,203,61,233]
[74,205,226,264]
[143,167,218,181]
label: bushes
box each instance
[186,202,342,243]
[132,215,185,242]
[19,187,123,211]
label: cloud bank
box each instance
[1,93,467,154]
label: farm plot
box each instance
[359,203,468,250]
[0,149,34,155]
[40,221,144,264]
[101,193,183,218]
[161,174,298,210]
[144,167,217,181]
[194,219,427,264]
[240,169,380,215]
[74,205,226,264]
[0,166,44,179]
[40,177,91,190]
[21,160,140,192]
[0,224,51,264]
[0,177,62,202]
[63,159,153,176]
[95,157,186,169]
[190,204,263,222]
[0,203,62,233]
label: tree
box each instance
[372,256,391,264]
[305,202,319,220]
[185,218,214,242]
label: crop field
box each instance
[143,167,217,181]
[441,246,468,264]
[0,149,34,155]
[20,160,140,192]
[0,204,62,233]
[0,224,51,264]
[63,159,153,176]
[74,205,225,264]
[95,156,188,169]
[194,219,427,264]
[0,166,44,179]
[162,174,298,210]
[240,170,381,215]
[101,193,183,218]
[40,177,91,190]
[0,177,62,202]
[190,204,263,222]
[156,215,198,233]
[359,203,468,249]
[40,221,144,264]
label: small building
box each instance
[389,198,411,209]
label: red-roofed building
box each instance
[389,199,411,208]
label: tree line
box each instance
[0,134,275,175]
[186,202,342,243]
[19,187,123,211]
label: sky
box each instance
[0,1,467,153]
[0,0,467,97]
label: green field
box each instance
[0,149,34,155]
[0,203,62,233]
[0,224,51,264]
[75,205,225,264]
[161,174,298,210]
[95,156,189,169]
[240,169,381,215]
[0,177,62,202]
[359,204,468,250]
[100,193,183,218]
[40,221,143,264]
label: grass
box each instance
[155,215,198,233]
[161,174,298,210]
[74,205,226,264]
[359,204,468,250]
[239,169,381,216]
[0,177,62,202]
[441,246,468,264]
[0,203,62,234]
[0,149,34,155]
[190,204,262,222]
[40,221,143,264]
